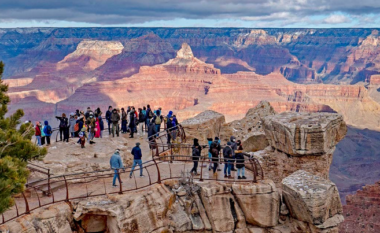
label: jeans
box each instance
[112,122,119,137]
[146,118,151,131]
[213,162,218,173]
[88,131,94,141]
[190,161,199,174]
[237,167,245,177]
[130,160,143,177]
[122,120,127,133]
[107,120,111,134]
[112,169,120,186]
[138,123,144,138]
[224,161,232,176]
[36,136,41,146]
[155,124,160,136]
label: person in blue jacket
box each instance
[130,142,144,178]
[43,121,52,145]
[110,149,125,187]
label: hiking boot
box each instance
[228,175,234,179]
[242,176,247,179]
[224,175,228,178]
[238,176,242,179]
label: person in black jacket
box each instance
[148,120,157,149]
[105,106,113,135]
[235,150,246,179]
[56,113,69,142]
[129,107,136,138]
[190,138,202,175]
[223,142,233,178]
[138,108,145,139]
[209,137,222,174]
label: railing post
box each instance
[199,156,204,182]
[63,175,69,201]
[153,158,161,184]
[47,169,51,196]
[22,192,30,214]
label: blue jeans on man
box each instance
[112,169,121,186]
[122,120,127,133]
[224,161,232,176]
[155,124,160,136]
[130,160,143,177]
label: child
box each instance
[79,127,87,148]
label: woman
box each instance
[121,108,127,133]
[138,108,145,139]
[56,113,69,142]
[35,121,42,146]
[40,121,46,145]
[94,113,101,138]
[69,113,76,138]
[235,149,246,179]
[98,112,104,138]
[190,138,202,175]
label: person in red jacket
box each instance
[35,121,42,146]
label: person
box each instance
[69,113,76,138]
[138,108,145,139]
[111,108,120,137]
[166,115,175,144]
[110,149,125,187]
[130,142,144,178]
[223,142,233,178]
[171,115,179,141]
[40,121,46,145]
[75,109,80,117]
[43,121,52,145]
[56,113,69,142]
[210,137,221,174]
[106,106,113,135]
[129,107,136,138]
[98,112,104,138]
[235,150,246,179]
[85,107,93,119]
[230,136,237,171]
[79,127,87,148]
[35,121,42,146]
[190,138,202,175]
[146,104,153,131]
[142,106,147,131]
[207,138,213,170]
[86,112,96,144]
[121,108,127,133]
[164,111,173,130]
[94,114,101,138]
[153,109,163,136]
[237,140,243,151]
[148,120,157,149]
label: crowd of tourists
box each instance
[191,136,247,180]
[34,105,179,149]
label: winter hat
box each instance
[193,138,199,146]
[214,137,219,141]
[115,149,120,154]
[136,142,140,147]
[44,121,48,125]
[168,111,173,117]
[156,109,161,115]
[227,142,232,146]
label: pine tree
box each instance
[0,61,47,213]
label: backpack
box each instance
[155,116,162,125]
[74,123,79,132]
[211,148,219,156]
[60,119,67,128]
[148,110,153,118]
[46,125,52,135]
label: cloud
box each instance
[323,14,351,24]
[0,0,379,27]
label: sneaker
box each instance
[238,176,242,179]
[242,176,247,179]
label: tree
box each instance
[0,61,47,213]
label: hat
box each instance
[115,149,120,154]
[214,137,219,141]
[136,142,140,147]
[227,142,232,146]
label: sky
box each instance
[0,0,380,28]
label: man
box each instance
[111,108,120,137]
[129,107,136,138]
[85,107,93,119]
[153,109,163,137]
[130,142,144,178]
[146,104,153,130]
[86,112,96,144]
[106,106,113,135]
[209,137,222,173]
[121,108,127,133]
[223,142,233,178]
[148,120,157,149]
[110,149,125,187]
[166,115,174,144]
[230,136,237,171]
[190,138,202,175]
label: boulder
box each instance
[182,110,226,144]
[262,112,347,156]
[282,170,343,229]
[0,203,73,233]
[199,182,246,232]
[232,180,280,227]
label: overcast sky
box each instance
[0,0,380,28]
